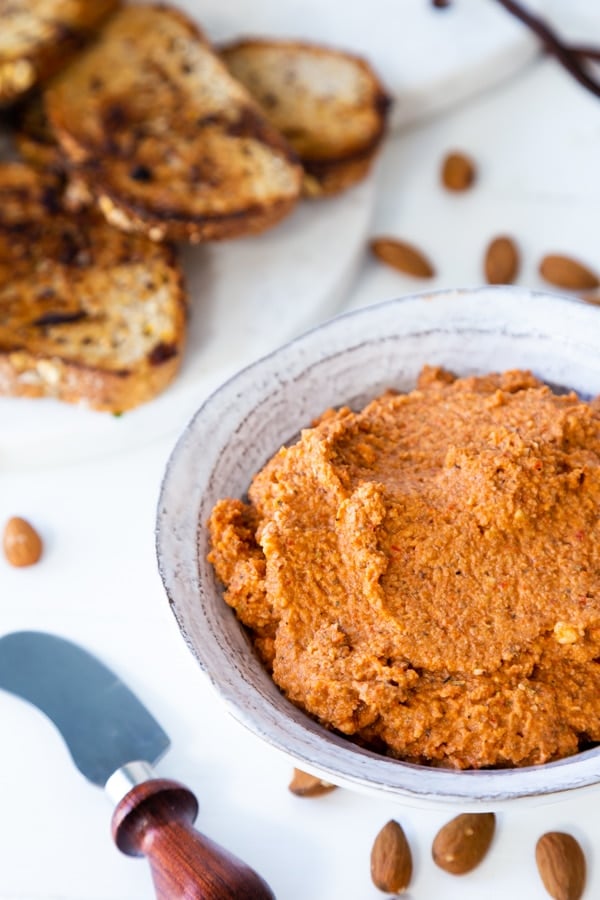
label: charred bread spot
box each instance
[56,233,81,265]
[148,341,178,366]
[375,89,393,118]
[103,101,129,131]
[129,164,153,182]
[261,92,279,110]
[55,227,91,265]
[33,310,88,327]
[196,113,222,128]
[41,185,63,214]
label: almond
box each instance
[370,237,435,278]
[484,236,520,285]
[3,516,43,567]
[539,254,599,291]
[432,812,495,875]
[535,831,586,900]
[441,151,476,191]
[287,768,336,797]
[370,819,412,894]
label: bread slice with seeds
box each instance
[0,163,187,412]
[0,0,119,107]
[220,39,391,196]
[44,4,303,243]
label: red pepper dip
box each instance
[207,367,600,768]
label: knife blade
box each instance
[0,630,275,900]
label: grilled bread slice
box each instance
[221,39,391,196]
[45,4,303,243]
[0,163,187,412]
[0,0,120,107]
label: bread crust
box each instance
[302,148,380,198]
[45,4,303,242]
[0,349,182,412]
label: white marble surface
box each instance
[2,4,600,899]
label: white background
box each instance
[2,1,600,898]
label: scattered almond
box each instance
[539,254,599,291]
[287,768,336,797]
[432,812,496,875]
[536,832,586,900]
[370,237,435,278]
[484,236,520,285]
[3,516,43,567]
[441,151,476,191]
[370,819,413,894]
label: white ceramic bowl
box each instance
[156,286,600,808]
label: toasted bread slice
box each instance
[45,4,303,243]
[0,163,186,412]
[0,0,120,107]
[221,39,391,196]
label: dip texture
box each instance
[207,367,600,769]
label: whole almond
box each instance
[539,254,599,291]
[370,237,435,278]
[432,812,495,875]
[370,819,413,894]
[441,151,476,191]
[535,832,586,900]
[288,768,336,797]
[484,236,520,285]
[3,516,43,567]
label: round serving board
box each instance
[0,176,375,469]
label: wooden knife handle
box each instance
[111,778,275,900]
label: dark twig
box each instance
[493,0,600,99]
[571,45,600,64]
[431,0,600,99]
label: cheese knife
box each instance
[0,630,275,900]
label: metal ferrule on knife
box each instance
[105,760,157,806]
